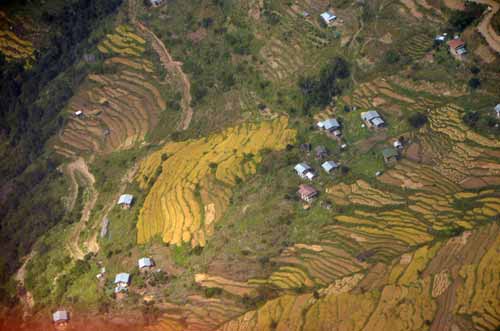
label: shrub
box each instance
[448,3,486,31]
[384,50,400,64]
[408,112,428,129]
[468,78,481,90]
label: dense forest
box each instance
[0,0,123,305]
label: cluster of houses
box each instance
[113,257,155,299]
[435,33,467,60]
[294,143,341,204]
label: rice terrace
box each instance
[0,0,499,331]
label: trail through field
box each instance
[14,251,35,317]
[65,158,99,260]
[472,0,500,54]
[136,22,194,131]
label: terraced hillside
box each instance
[0,10,35,65]
[136,116,295,247]
[53,24,166,158]
[216,223,500,331]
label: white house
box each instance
[361,110,385,128]
[393,140,403,149]
[495,104,500,118]
[138,257,154,270]
[320,11,337,25]
[317,118,340,132]
[322,161,339,173]
[114,273,131,287]
[294,163,316,180]
[118,194,134,209]
[52,310,69,324]
[74,110,83,117]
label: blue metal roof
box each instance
[322,161,338,172]
[138,257,154,269]
[362,111,381,122]
[294,163,311,174]
[114,273,130,284]
[371,117,385,127]
[118,194,134,205]
[322,118,340,130]
[53,310,69,322]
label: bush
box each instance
[408,112,428,129]
[384,50,400,64]
[468,78,481,90]
[463,111,480,128]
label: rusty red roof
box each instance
[448,39,465,49]
[298,184,318,196]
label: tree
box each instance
[408,112,428,129]
[468,78,481,90]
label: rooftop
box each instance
[298,184,318,196]
[138,257,154,269]
[362,110,381,122]
[448,39,465,49]
[320,11,337,23]
[321,118,340,130]
[53,310,69,322]
[294,163,312,174]
[322,161,339,172]
[118,194,134,205]
[114,272,131,285]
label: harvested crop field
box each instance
[136,117,295,247]
[53,25,166,158]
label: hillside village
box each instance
[0,0,499,330]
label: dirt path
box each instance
[14,251,35,317]
[472,0,500,54]
[65,158,99,260]
[136,22,194,130]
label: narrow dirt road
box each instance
[65,158,99,260]
[136,22,194,130]
[472,0,500,54]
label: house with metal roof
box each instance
[138,257,154,270]
[114,273,131,286]
[322,161,339,173]
[52,310,69,324]
[294,163,316,180]
[118,194,134,209]
[495,104,500,118]
[318,118,341,132]
[383,148,399,164]
[320,11,337,25]
[361,111,385,128]
[448,38,466,58]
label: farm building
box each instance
[74,110,83,117]
[320,11,336,25]
[52,310,69,326]
[383,148,399,164]
[315,146,328,159]
[118,194,134,209]
[361,110,385,128]
[317,118,340,132]
[114,273,131,286]
[149,0,163,6]
[322,161,339,173]
[448,39,467,58]
[294,163,316,180]
[297,184,318,202]
[138,257,154,270]
[495,104,500,118]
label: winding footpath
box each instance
[136,22,194,131]
[473,0,500,54]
